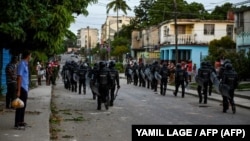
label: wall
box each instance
[0,48,11,95]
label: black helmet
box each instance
[99,61,106,69]
[201,61,207,67]
[109,61,115,68]
[176,63,181,68]
[225,63,233,70]
[223,59,231,66]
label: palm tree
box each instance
[106,0,131,37]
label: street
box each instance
[51,77,250,141]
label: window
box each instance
[204,24,214,35]
[163,26,169,36]
[227,25,233,39]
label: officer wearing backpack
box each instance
[173,63,188,98]
[108,61,120,106]
[78,62,88,95]
[220,63,239,114]
[196,62,211,104]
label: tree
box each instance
[0,0,97,56]
[106,0,131,37]
[210,3,233,20]
[110,36,130,61]
[134,0,209,27]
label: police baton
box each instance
[114,86,120,101]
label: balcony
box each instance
[162,34,196,45]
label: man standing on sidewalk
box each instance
[15,50,31,128]
[5,56,18,109]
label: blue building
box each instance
[160,45,208,69]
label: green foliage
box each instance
[115,62,125,73]
[106,0,131,15]
[110,37,130,62]
[206,36,250,80]
[133,0,240,28]
[0,0,97,55]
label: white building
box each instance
[77,27,99,49]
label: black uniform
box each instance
[207,62,216,96]
[94,61,112,110]
[78,63,88,94]
[196,62,211,104]
[88,63,99,100]
[138,63,146,87]
[220,63,238,113]
[159,63,170,96]
[151,61,161,92]
[108,61,120,106]
[173,63,188,97]
[132,62,139,86]
[125,64,132,84]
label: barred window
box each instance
[204,24,214,35]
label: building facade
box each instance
[234,8,250,54]
[101,15,133,44]
[131,19,234,68]
[77,27,99,49]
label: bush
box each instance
[115,62,124,73]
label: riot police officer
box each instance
[88,63,99,100]
[151,61,161,92]
[78,62,88,94]
[220,63,238,113]
[138,63,146,87]
[132,62,139,86]
[173,63,188,98]
[125,64,132,84]
[94,61,112,110]
[207,61,216,96]
[159,62,170,96]
[108,61,120,106]
[196,61,211,104]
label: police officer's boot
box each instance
[163,88,166,96]
[223,102,229,113]
[97,97,101,110]
[231,103,236,114]
[84,88,86,95]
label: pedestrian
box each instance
[36,61,42,85]
[5,56,18,109]
[192,63,197,81]
[173,63,188,98]
[15,50,32,128]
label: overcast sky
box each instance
[69,0,247,35]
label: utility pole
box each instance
[109,21,111,60]
[174,0,178,64]
[87,26,90,62]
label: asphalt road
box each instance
[51,77,250,141]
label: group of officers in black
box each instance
[61,60,120,110]
[125,61,189,97]
[125,59,239,114]
[61,58,239,113]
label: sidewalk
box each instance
[119,73,250,109]
[0,85,51,141]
